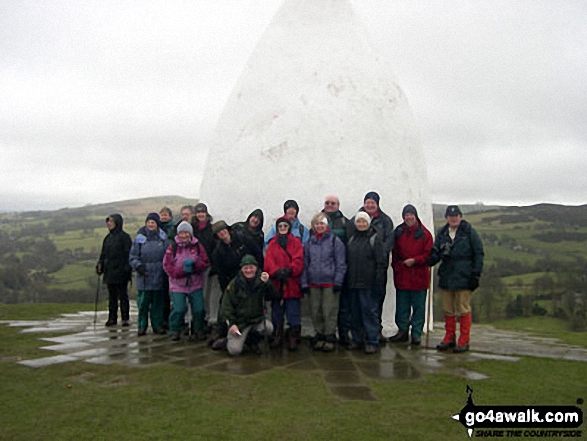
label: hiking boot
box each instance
[453,344,469,353]
[270,326,283,349]
[388,330,409,343]
[137,329,146,336]
[322,342,335,352]
[105,320,117,327]
[436,315,457,351]
[313,340,325,351]
[170,332,181,341]
[121,320,130,327]
[288,326,301,351]
[248,343,262,355]
[411,338,421,346]
[364,344,379,354]
[211,338,227,351]
[346,342,361,350]
[153,328,167,335]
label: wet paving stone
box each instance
[18,354,78,368]
[5,308,587,402]
[324,370,362,385]
[355,360,422,381]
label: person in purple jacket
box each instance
[301,212,347,352]
[163,221,210,341]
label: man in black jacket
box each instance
[96,214,132,326]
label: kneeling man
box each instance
[222,255,278,356]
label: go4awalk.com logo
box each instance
[452,386,584,438]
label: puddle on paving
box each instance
[355,361,422,380]
[453,368,489,380]
[18,355,77,367]
[324,370,362,385]
[329,386,376,401]
[313,357,355,371]
[40,342,93,353]
[205,359,274,376]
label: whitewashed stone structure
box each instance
[200,0,434,335]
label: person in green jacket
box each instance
[428,205,484,353]
[221,255,278,356]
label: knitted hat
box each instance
[355,212,371,227]
[240,254,258,268]
[145,212,161,228]
[283,200,299,214]
[194,203,208,213]
[364,191,380,206]
[212,220,229,235]
[445,205,462,217]
[276,216,292,232]
[177,221,193,236]
[402,204,418,218]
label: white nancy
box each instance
[200,0,434,335]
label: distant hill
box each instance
[10,196,198,220]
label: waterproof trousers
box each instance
[169,289,204,334]
[137,289,164,332]
[271,298,301,329]
[309,287,339,339]
[349,288,380,347]
[107,282,130,323]
[395,289,427,340]
[227,319,273,356]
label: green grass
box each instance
[47,263,95,290]
[0,305,585,440]
[491,316,587,348]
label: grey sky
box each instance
[1,0,585,211]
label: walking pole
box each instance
[425,287,432,347]
[93,274,101,330]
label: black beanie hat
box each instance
[402,204,418,218]
[145,212,161,228]
[276,216,292,232]
[364,191,380,206]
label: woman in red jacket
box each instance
[389,204,433,345]
[264,217,304,350]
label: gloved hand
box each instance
[469,274,480,291]
[274,268,291,282]
[136,265,147,276]
[183,258,195,275]
[95,263,103,276]
[333,285,342,293]
[301,287,310,295]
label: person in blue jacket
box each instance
[129,213,169,336]
[301,212,347,352]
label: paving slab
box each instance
[3,308,587,402]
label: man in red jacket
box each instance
[389,204,433,345]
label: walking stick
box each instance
[425,287,432,347]
[93,274,101,330]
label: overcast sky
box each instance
[1,0,585,212]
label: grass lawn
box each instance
[1,305,586,440]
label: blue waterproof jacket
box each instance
[301,231,347,288]
[129,227,169,290]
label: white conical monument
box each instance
[200,0,433,335]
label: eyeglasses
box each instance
[324,201,337,206]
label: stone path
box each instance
[2,307,586,401]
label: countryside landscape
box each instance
[0,196,585,440]
[1,196,585,334]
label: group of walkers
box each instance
[97,192,484,356]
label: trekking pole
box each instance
[425,287,432,347]
[93,274,101,330]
